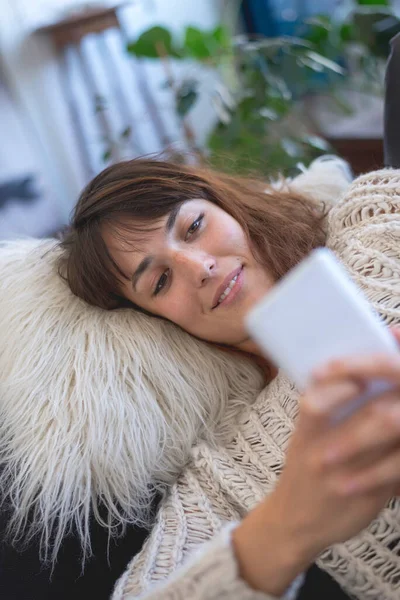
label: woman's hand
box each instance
[233,327,400,596]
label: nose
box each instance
[172,249,215,286]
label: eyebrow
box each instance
[131,204,183,291]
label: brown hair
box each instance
[59,158,327,310]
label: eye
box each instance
[185,213,204,241]
[153,270,169,296]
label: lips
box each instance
[212,266,243,309]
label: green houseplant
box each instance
[299,0,400,142]
[126,0,399,175]
[301,0,400,105]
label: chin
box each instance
[217,332,249,348]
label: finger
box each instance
[391,325,400,345]
[320,393,400,467]
[337,445,400,495]
[300,379,365,424]
[312,353,400,385]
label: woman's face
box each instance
[103,199,274,349]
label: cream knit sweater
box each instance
[113,169,400,600]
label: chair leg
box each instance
[384,33,400,168]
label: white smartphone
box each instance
[246,248,399,422]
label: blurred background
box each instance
[0,0,398,239]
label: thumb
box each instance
[391,324,400,345]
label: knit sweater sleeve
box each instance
[327,168,400,325]
[112,519,304,600]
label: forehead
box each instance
[101,218,164,276]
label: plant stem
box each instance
[155,41,205,162]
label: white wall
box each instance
[0,68,65,237]
[0,0,225,225]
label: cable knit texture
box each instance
[113,169,400,600]
[114,523,274,600]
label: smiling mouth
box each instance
[212,266,243,309]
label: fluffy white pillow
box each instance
[289,155,353,204]
[0,240,261,561]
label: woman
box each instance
[60,156,400,600]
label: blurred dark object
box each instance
[242,0,281,37]
[384,32,400,168]
[0,176,39,209]
[328,138,383,175]
[242,0,340,38]
[298,563,351,600]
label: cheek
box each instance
[212,218,249,254]
[158,284,198,326]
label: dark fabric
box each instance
[0,499,159,600]
[0,525,352,600]
[384,33,400,168]
[299,564,352,600]
[0,496,353,600]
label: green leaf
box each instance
[120,126,132,139]
[353,6,393,16]
[301,135,331,151]
[102,149,112,162]
[212,25,231,50]
[339,23,354,42]
[281,138,302,157]
[304,15,331,28]
[297,56,325,72]
[181,24,231,61]
[356,0,389,5]
[303,51,345,74]
[259,107,278,120]
[176,79,198,117]
[127,26,180,59]
[212,93,233,124]
[303,15,331,45]
[183,26,208,59]
[176,91,197,117]
[241,36,311,53]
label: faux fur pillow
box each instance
[0,157,351,562]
